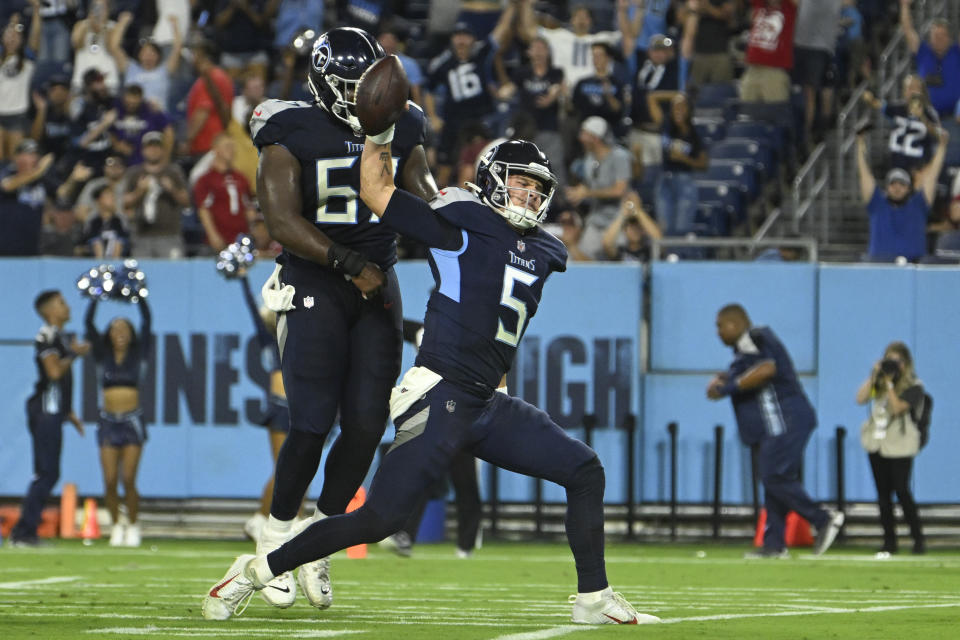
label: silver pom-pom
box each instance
[215,234,257,279]
[76,261,148,303]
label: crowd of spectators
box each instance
[0,0,957,263]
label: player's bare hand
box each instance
[352,262,386,299]
[706,375,725,400]
[71,339,91,356]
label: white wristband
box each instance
[366,124,395,145]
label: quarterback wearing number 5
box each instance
[203,125,659,623]
[244,27,437,610]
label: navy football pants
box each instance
[758,424,829,550]
[269,380,609,592]
[12,398,64,540]
[269,264,402,519]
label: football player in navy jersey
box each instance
[202,137,660,625]
[244,27,438,610]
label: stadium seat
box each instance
[693,201,728,237]
[705,159,760,201]
[695,180,744,229]
[725,120,782,155]
[710,138,775,181]
[695,83,738,109]
[694,118,726,147]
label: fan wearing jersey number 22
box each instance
[202,119,661,623]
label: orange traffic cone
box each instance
[60,483,78,539]
[345,487,367,559]
[80,497,101,541]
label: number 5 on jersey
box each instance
[495,265,538,347]
[315,156,399,224]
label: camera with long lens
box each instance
[878,358,902,385]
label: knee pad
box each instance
[565,456,605,494]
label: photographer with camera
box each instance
[856,342,927,556]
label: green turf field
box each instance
[1,539,958,639]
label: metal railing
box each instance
[791,142,830,238]
[651,236,819,262]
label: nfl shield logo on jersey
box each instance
[446,400,456,413]
[517,239,526,252]
[304,296,315,309]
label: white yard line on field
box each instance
[490,625,590,640]
[0,576,80,589]
[660,601,960,624]
[86,628,365,638]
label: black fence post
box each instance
[667,421,678,541]
[488,463,498,538]
[713,425,724,539]
[583,414,597,449]
[622,414,636,540]
[836,425,847,541]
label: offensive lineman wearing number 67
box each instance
[242,27,437,610]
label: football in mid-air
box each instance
[356,55,410,136]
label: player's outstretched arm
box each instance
[358,138,398,217]
[361,138,462,251]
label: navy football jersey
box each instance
[727,326,815,445]
[427,39,497,122]
[250,99,427,270]
[33,324,73,416]
[415,189,567,394]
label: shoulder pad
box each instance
[430,187,483,210]
[249,99,312,146]
[35,326,56,344]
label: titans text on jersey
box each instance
[250,99,427,270]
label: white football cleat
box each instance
[109,524,125,547]
[297,556,333,609]
[124,523,142,548]
[256,521,297,608]
[202,554,259,620]
[244,513,267,541]
[570,587,661,625]
[814,509,845,556]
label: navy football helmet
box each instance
[308,27,385,134]
[470,140,557,230]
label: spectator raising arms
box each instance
[862,75,940,173]
[425,11,513,187]
[70,0,120,94]
[29,75,73,161]
[109,12,184,112]
[857,128,949,261]
[0,5,41,161]
[687,0,736,86]
[193,133,256,252]
[185,41,234,157]
[518,0,620,96]
[741,0,798,104]
[899,0,960,118]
